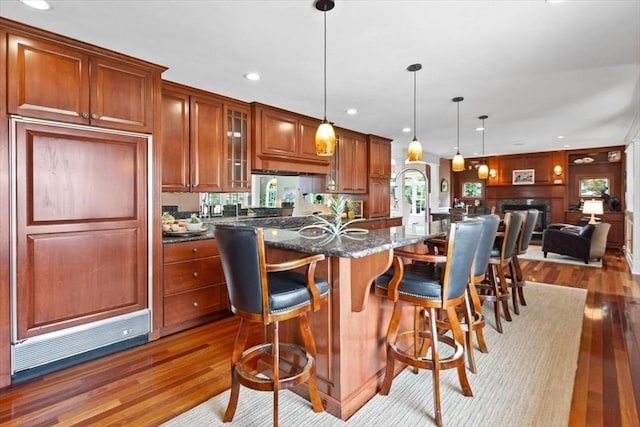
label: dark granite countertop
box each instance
[260,225,430,258]
[161,216,416,257]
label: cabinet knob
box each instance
[192,247,198,253]
[91,113,99,120]
[192,301,199,307]
[192,271,199,277]
[82,112,90,119]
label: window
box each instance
[579,177,609,198]
[403,172,426,214]
[462,181,483,198]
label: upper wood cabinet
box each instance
[224,101,251,191]
[161,81,250,192]
[369,135,392,178]
[367,135,392,217]
[6,33,159,133]
[251,103,330,175]
[336,129,368,194]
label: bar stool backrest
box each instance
[442,220,483,303]
[518,209,539,254]
[472,214,501,278]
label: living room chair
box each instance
[476,211,524,333]
[214,224,329,427]
[374,220,482,427]
[541,222,611,264]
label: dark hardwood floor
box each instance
[0,249,638,426]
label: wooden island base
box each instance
[267,247,415,421]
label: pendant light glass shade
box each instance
[406,63,423,162]
[478,164,489,179]
[315,0,336,156]
[315,120,336,156]
[452,96,465,172]
[452,153,465,172]
[477,115,489,179]
[407,137,423,162]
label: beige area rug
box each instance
[519,244,602,268]
[163,283,586,427]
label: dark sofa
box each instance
[541,222,611,264]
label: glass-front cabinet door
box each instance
[225,102,251,190]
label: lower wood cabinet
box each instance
[161,239,230,335]
[563,211,624,249]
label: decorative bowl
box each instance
[185,222,204,231]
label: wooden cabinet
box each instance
[13,120,150,340]
[251,103,330,175]
[336,129,368,194]
[369,177,391,218]
[369,136,392,178]
[7,33,158,133]
[162,81,251,192]
[224,101,251,190]
[162,239,230,335]
[564,211,624,249]
[367,135,392,217]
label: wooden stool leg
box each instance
[469,282,488,353]
[497,263,512,322]
[509,260,520,315]
[272,321,280,427]
[463,292,477,373]
[428,307,443,427]
[514,255,527,306]
[447,307,473,397]
[488,266,503,333]
[299,313,323,413]
[224,319,250,422]
[380,303,403,395]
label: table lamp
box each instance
[582,199,603,224]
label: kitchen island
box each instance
[261,224,431,420]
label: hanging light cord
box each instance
[481,117,485,155]
[456,101,460,154]
[322,9,327,121]
[413,70,417,140]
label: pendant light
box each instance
[477,115,489,179]
[315,0,336,156]
[406,63,423,162]
[451,96,465,172]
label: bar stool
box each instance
[374,220,483,427]
[214,224,329,427]
[476,211,524,333]
[508,209,538,314]
[459,214,500,373]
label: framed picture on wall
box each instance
[607,150,621,162]
[512,169,535,185]
[440,179,449,193]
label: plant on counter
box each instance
[298,195,368,238]
[185,214,204,231]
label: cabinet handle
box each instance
[91,113,99,120]
[192,271,199,277]
[192,301,199,307]
[82,112,90,119]
[192,247,198,253]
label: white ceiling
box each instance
[1,0,639,163]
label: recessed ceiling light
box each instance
[475,126,484,131]
[346,108,358,115]
[563,144,570,148]
[402,127,411,133]
[473,152,479,156]
[19,0,51,10]
[244,72,261,81]
[557,135,564,139]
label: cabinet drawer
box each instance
[163,257,225,294]
[163,239,219,262]
[163,285,227,326]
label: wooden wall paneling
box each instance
[150,70,164,342]
[0,27,10,387]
